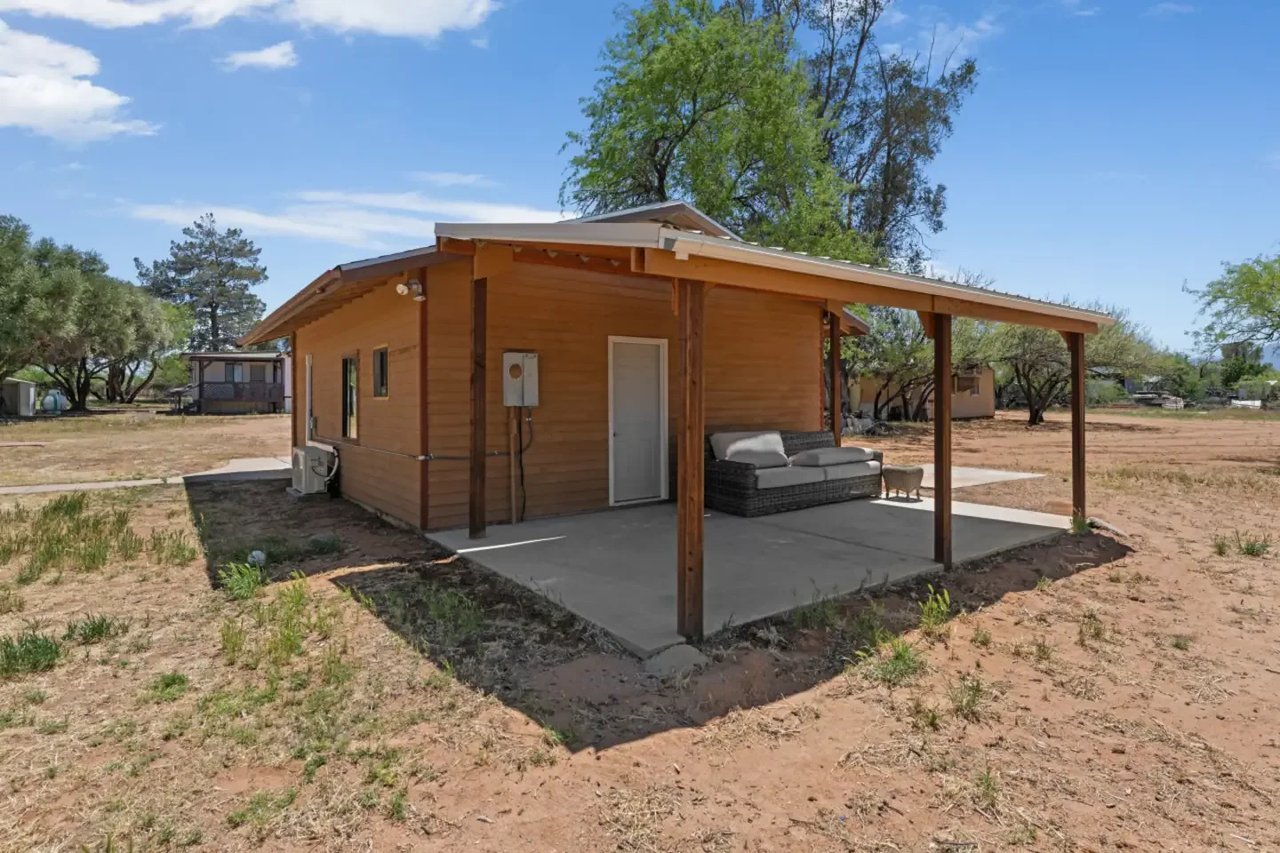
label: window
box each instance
[372,347,389,397]
[249,363,266,383]
[341,356,358,439]
[953,374,981,396]
[226,363,245,382]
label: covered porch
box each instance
[436,203,1113,643]
[434,497,1068,656]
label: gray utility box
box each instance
[502,352,540,407]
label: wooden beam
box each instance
[639,249,1101,334]
[469,275,487,539]
[934,313,953,568]
[473,243,514,280]
[828,311,843,447]
[676,279,706,640]
[918,311,936,339]
[1068,331,1087,521]
[418,268,431,530]
[437,236,476,257]
[512,248,633,277]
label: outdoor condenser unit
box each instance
[291,446,333,495]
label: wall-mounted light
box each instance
[395,278,425,301]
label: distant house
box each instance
[183,351,291,415]
[853,365,997,421]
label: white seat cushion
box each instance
[822,460,882,481]
[727,449,789,469]
[709,430,785,461]
[754,466,825,490]
[790,447,877,466]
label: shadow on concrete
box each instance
[178,479,1133,753]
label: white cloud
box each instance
[295,190,564,223]
[219,39,297,70]
[469,35,487,49]
[410,170,495,188]
[1147,2,1194,15]
[0,0,499,37]
[1060,0,1100,17]
[129,188,566,250]
[924,12,1001,60]
[0,18,156,141]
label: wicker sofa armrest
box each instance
[705,457,759,486]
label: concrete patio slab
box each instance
[432,498,1068,657]
[919,464,1043,490]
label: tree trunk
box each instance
[209,302,220,352]
[124,362,157,403]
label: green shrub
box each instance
[917,585,952,640]
[219,562,267,600]
[866,638,925,687]
[147,672,190,702]
[63,615,130,645]
[0,631,62,678]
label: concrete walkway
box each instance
[434,497,1068,657]
[0,456,291,496]
[919,464,1043,490]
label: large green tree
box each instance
[564,0,975,267]
[1190,254,1280,352]
[562,0,878,262]
[136,213,267,351]
[0,216,78,385]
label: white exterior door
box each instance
[609,338,668,505]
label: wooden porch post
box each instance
[676,279,706,640]
[1068,331,1087,520]
[933,313,953,568]
[469,276,488,539]
[828,311,843,446]
[288,335,299,444]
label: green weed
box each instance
[917,585,953,640]
[219,620,246,665]
[908,697,941,731]
[1212,533,1231,557]
[974,767,1001,810]
[865,638,925,687]
[0,631,62,677]
[970,624,992,648]
[1233,531,1271,558]
[1171,634,1193,651]
[63,614,130,645]
[949,673,989,722]
[226,788,297,830]
[147,672,190,703]
[149,529,199,566]
[1070,513,1090,535]
[792,588,842,631]
[218,562,267,600]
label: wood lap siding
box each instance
[294,284,422,527]
[424,260,821,529]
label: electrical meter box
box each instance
[502,352,540,407]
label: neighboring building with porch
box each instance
[183,351,291,414]
[242,201,1111,651]
[853,365,997,421]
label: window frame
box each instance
[341,354,359,440]
[372,346,389,398]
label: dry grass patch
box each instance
[600,784,681,851]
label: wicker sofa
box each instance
[704,430,883,517]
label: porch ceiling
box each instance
[430,498,1068,658]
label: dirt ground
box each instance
[0,411,291,487]
[1,409,1279,851]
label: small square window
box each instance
[372,347,389,397]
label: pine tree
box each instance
[136,213,267,351]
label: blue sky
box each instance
[2,0,1277,353]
